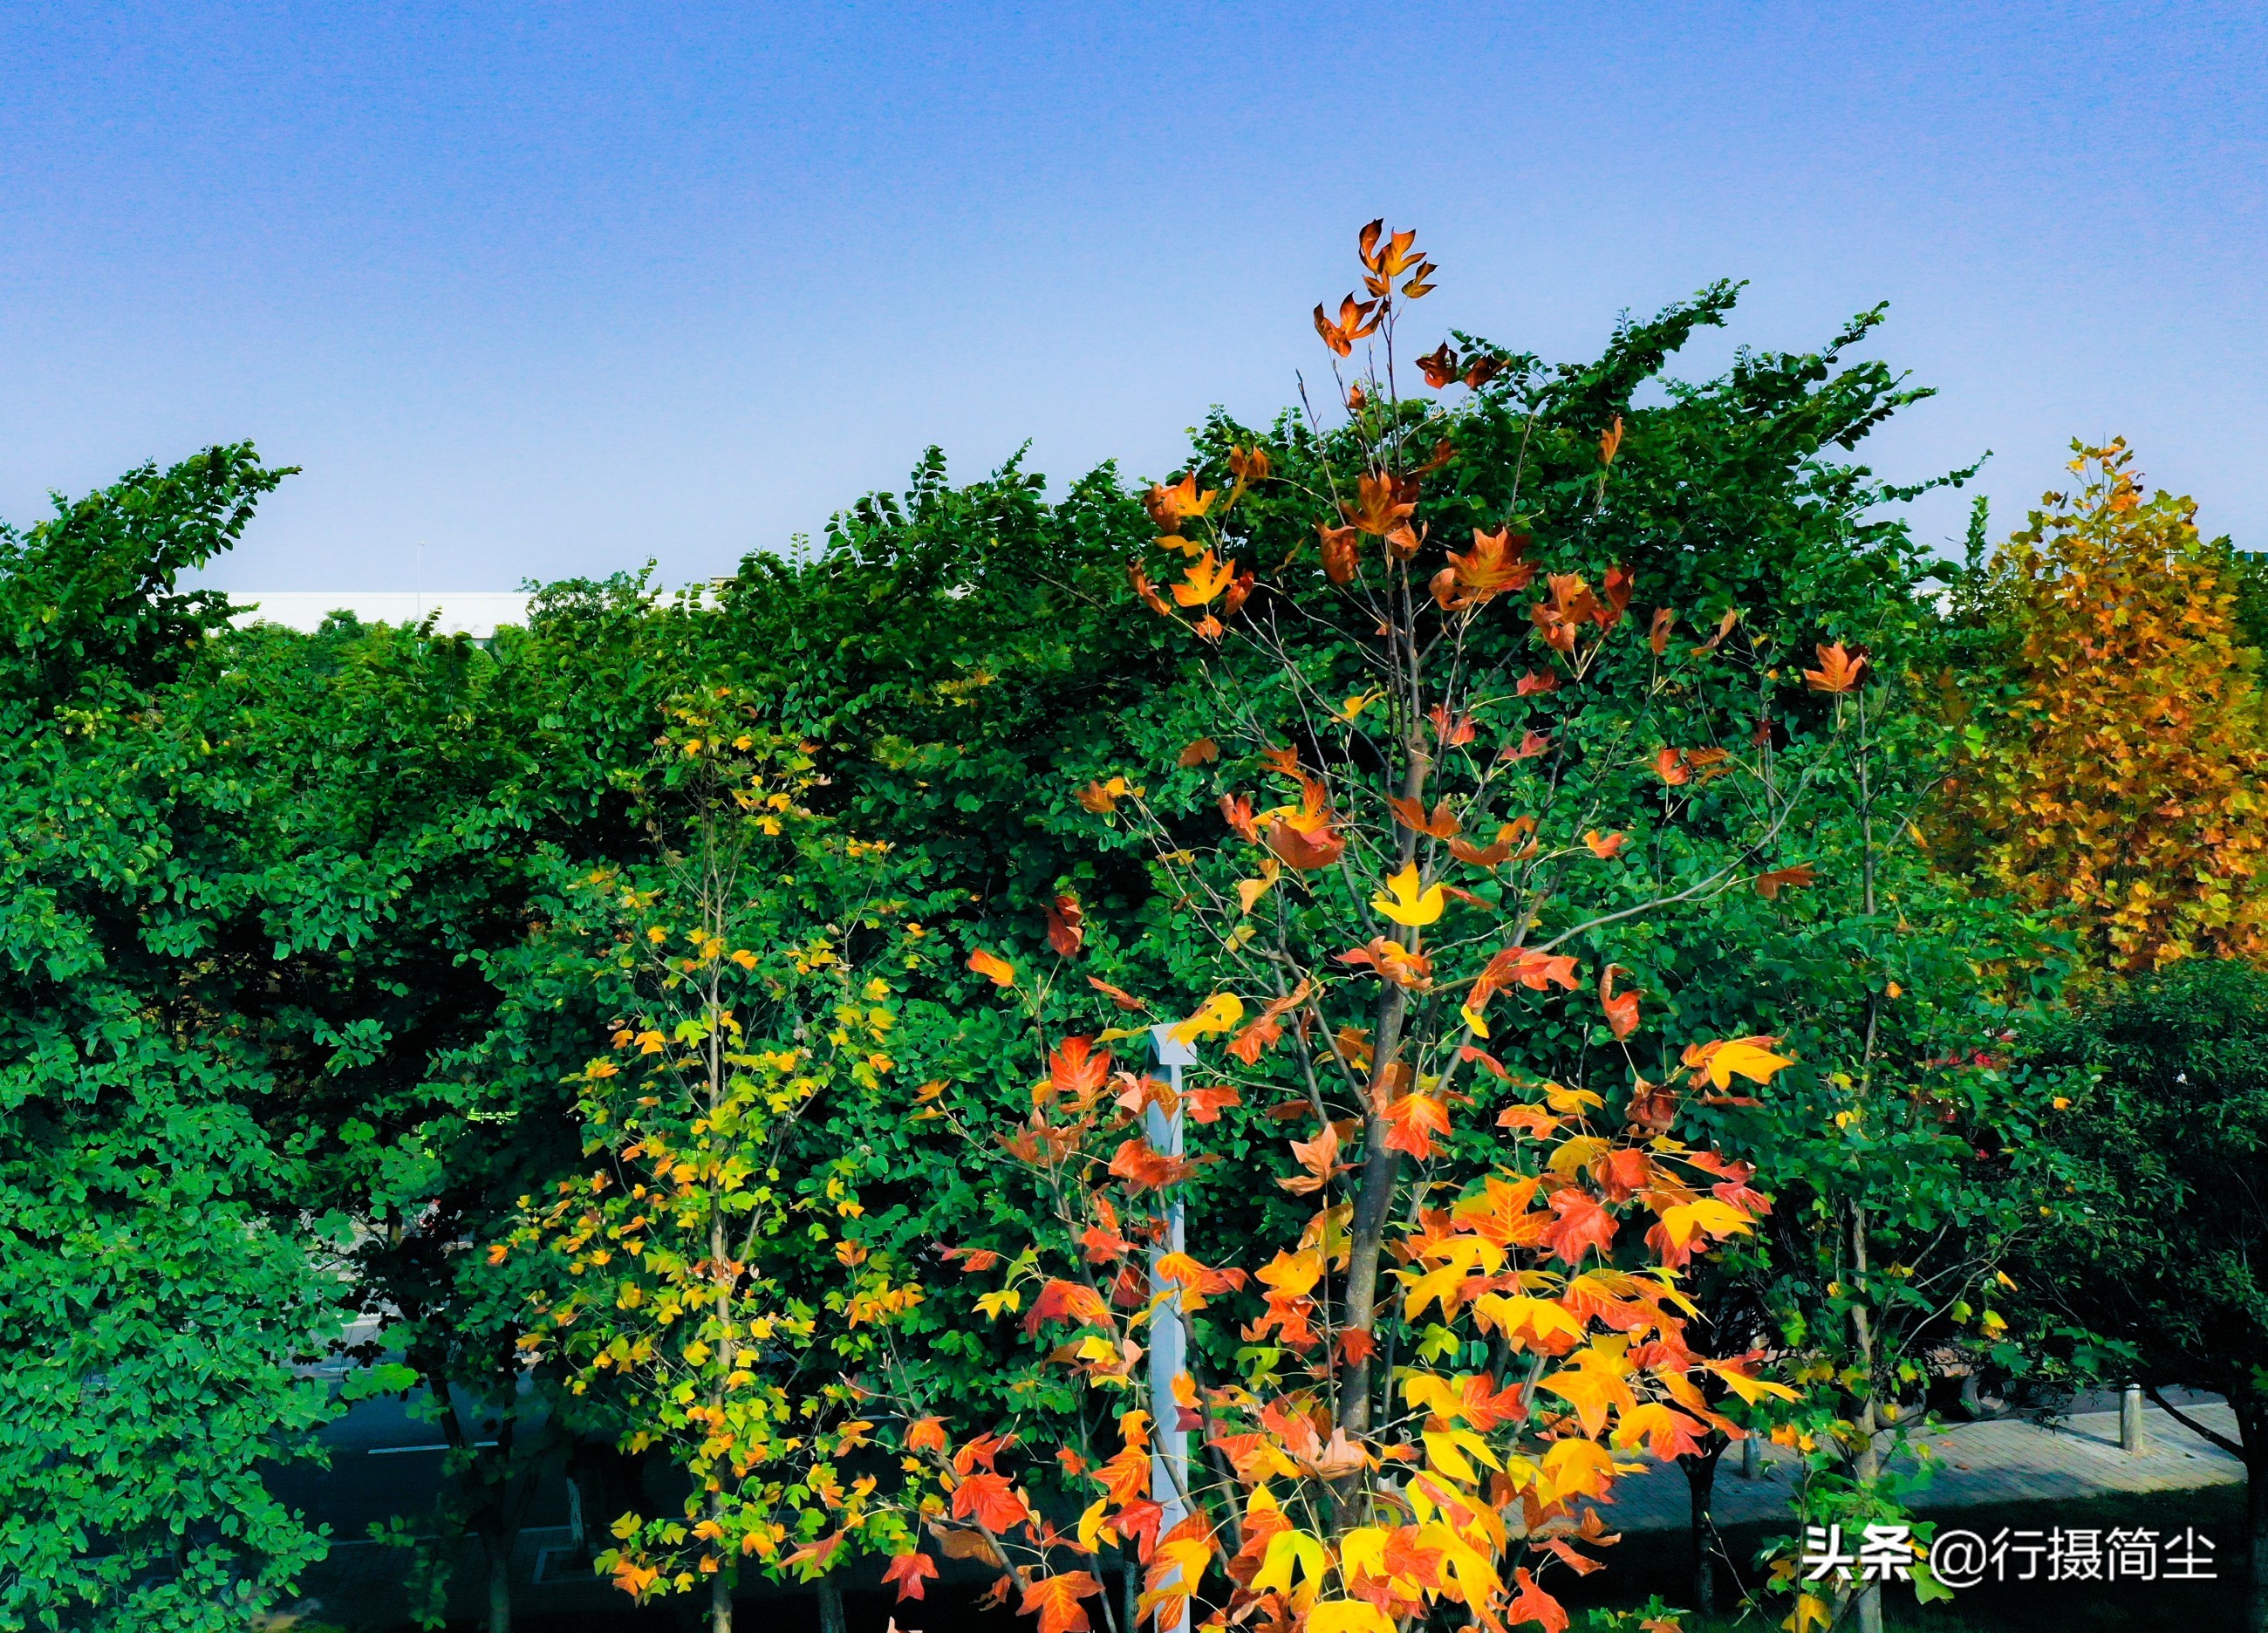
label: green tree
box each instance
[2019,960,2268,1630]
[0,448,345,1630]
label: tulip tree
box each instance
[502,694,931,1631]
[1940,439,2268,968]
[841,224,1882,1633]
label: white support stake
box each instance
[1147,1024,1197,1633]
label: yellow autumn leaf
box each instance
[1371,863,1445,927]
[1251,1527,1330,1596]
[1657,1197,1755,1247]
[1171,992,1246,1046]
[1308,1602,1396,1633]
[1236,858,1282,914]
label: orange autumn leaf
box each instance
[883,1551,939,1601]
[967,948,1016,987]
[1143,473,1217,532]
[1597,415,1624,469]
[1177,736,1220,767]
[1046,892,1085,958]
[1508,1567,1571,1633]
[1416,341,1460,388]
[1264,815,1346,871]
[1280,1120,1342,1195]
[1387,796,1461,839]
[950,1470,1029,1534]
[1382,1091,1452,1159]
[1754,863,1816,899]
[905,1417,949,1454]
[1653,747,1690,786]
[1648,606,1676,656]
[1127,559,1172,618]
[1172,550,1238,607]
[1313,292,1380,357]
[1342,472,1417,538]
[1088,975,1147,1012]
[1802,641,1868,694]
[1047,1036,1111,1103]
[1599,965,1640,1041]
[1023,1278,1112,1336]
[1584,830,1626,859]
[1020,1571,1102,1633]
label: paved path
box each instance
[1604,1399,2245,1533]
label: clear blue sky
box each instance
[3,2,2260,591]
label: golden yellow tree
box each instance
[1940,439,2268,967]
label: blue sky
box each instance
[2,2,2260,591]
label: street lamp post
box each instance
[1147,1024,1197,1633]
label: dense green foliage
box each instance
[0,271,2256,1632]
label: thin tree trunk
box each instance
[1849,1206,1883,1633]
[712,1568,733,1633]
[2241,1399,2268,1633]
[1679,1441,1725,1614]
[487,1532,513,1633]
[816,1574,848,1633]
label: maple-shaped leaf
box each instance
[1337,937,1433,988]
[1501,728,1553,762]
[1506,1567,1571,1633]
[1450,816,1538,868]
[1360,219,1420,277]
[1371,863,1445,927]
[1648,606,1676,656]
[1280,1120,1342,1195]
[906,1416,950,1455]
[1313,292,1380,357]
[1172,550,1238,607]
[1316,521,1363,584]
[1584,830,1625,859]
[1143,474,1217,532]
[1382,1091,1452,1159]
[1599,966,1640,1041]
[1183,1084,1240,1123]
[1516,667,1558,696]
[1177,736,1219,768]
[1387,796,1461,839]
[1218,791,1260,844]
[1047,1036,1111,1103]
[1472,945,1580,1005]
[1226,981,1310,1064]
[1609,1399,1708,1463]
[1653,747,1690,786]
[1426,704,1478,747]
[1342,472,1416,538]
[1680,1035,1793,1090]
[1539,1189,1617,1266]
[1415,342,1460,388]
[1047,893,1085,958]
[1802,640,1868,694]
[1540,1344,1639,1438]
[1265,814,1346,871]
[950,1470,1029,1534]
[1109,1136,1188,1192]
[1020,1571,1102,1633]
[968,949,1016,987]
[883,1551,940,1602]
[1227,443,1272,482]
[1025,1279,1111,1343]
[1753,863,1816,899]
